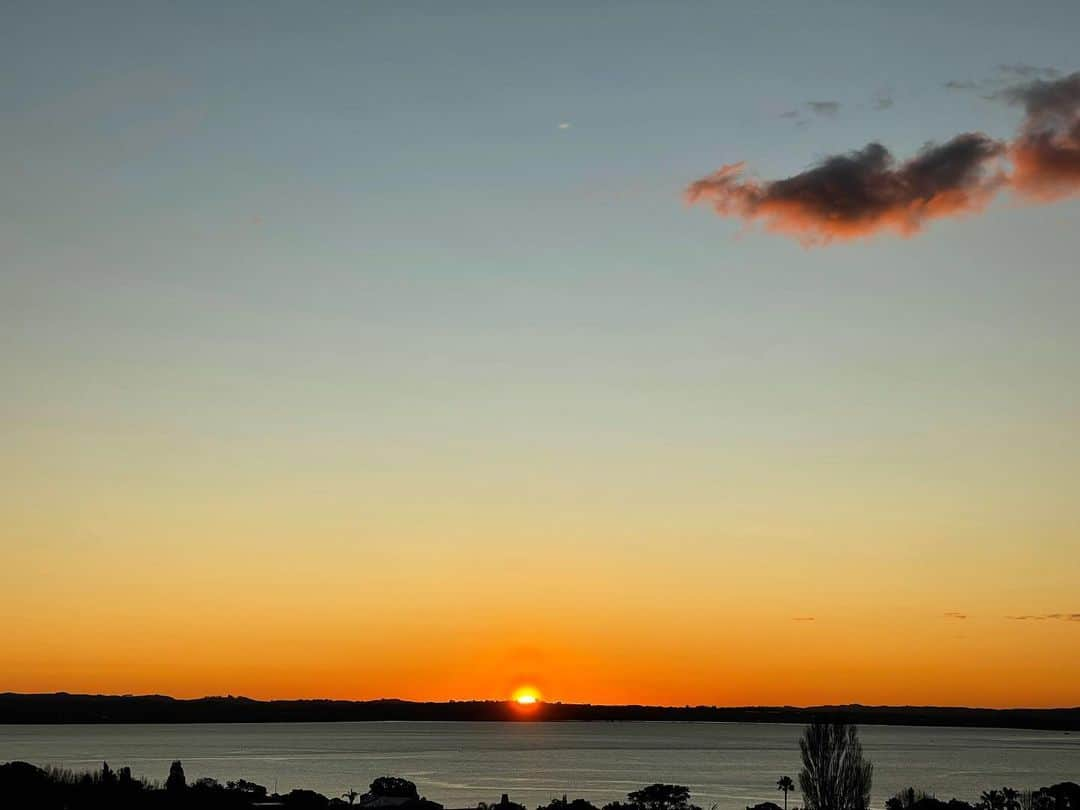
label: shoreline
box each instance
[2,694,1078,731]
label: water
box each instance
[0,723,1075,810]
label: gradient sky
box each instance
[3,1,1079,708]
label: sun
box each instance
[511,686,541,706]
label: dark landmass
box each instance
[1,760,1078,810]
[1,693,1078,729]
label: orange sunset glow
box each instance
[512,687,541,706]
[3,2,1080,722]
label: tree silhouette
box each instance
[779,777,796,810]
[980,791,1004,810]
[627,785,696,810]
[344,789,360,805]
[539,797,601,810]
[370,777,419,800]
[1003,789,1020,810]
[798,722,872,810]
[165,760,186,793]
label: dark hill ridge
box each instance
[1,693,1078,729]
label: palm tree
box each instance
[798,722,873,810]
[778,777,796,810]
[344,789,360,805]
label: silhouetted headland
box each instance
[1,693,1077,730]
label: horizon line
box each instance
[4,692,1078,713]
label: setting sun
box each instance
[512,687,541,705]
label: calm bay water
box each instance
[0,723,1076,810]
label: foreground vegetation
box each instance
[0,723,1076,810]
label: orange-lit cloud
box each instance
[686,136,1006,245]
[687,71,1079,244]
[1002,72,1080,201]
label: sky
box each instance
[2,1,1079,708]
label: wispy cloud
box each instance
[792,616,816,622]
[944,64,1061,94]
[944,612,968,620]
[807,101,840,118]
[998,63,1061,81]
[871,89,894,111]
[1006,613,1080,621]
[687,70,1080,244]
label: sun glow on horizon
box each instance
[512,686,541,705]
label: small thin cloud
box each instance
[779,109,801,120]
[872,89,894,111]
[807,101,840,117]
[558,122,572,129]
[944,64,1062,95]
[1006,613,1080,621]
[999,63,1061,81]
[792,616,816,622]
[944,612,968,620]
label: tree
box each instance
[626,785,698,810]
[166,760,186,793]
[886,788,932,810]
[369,777,419,800]
[798,722,872,810]
[344,789,360,805]
[779,777,796,810]
[229,779,269,799]
[538,797,600,810]
[1003,789,1021,810]
[980,792,1004,810]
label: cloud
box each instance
[944,612,968,620]
[872,90,894,111]
[1006,613,1080,621]
[686,134,1006,245]
[998,63,1061,81]
[688,70,1079,243]
[807,101,841,117]
[791,616,816,622]
[944,64,1061,94]
[999,71,1080,201]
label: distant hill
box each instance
[1,693,1077,729]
